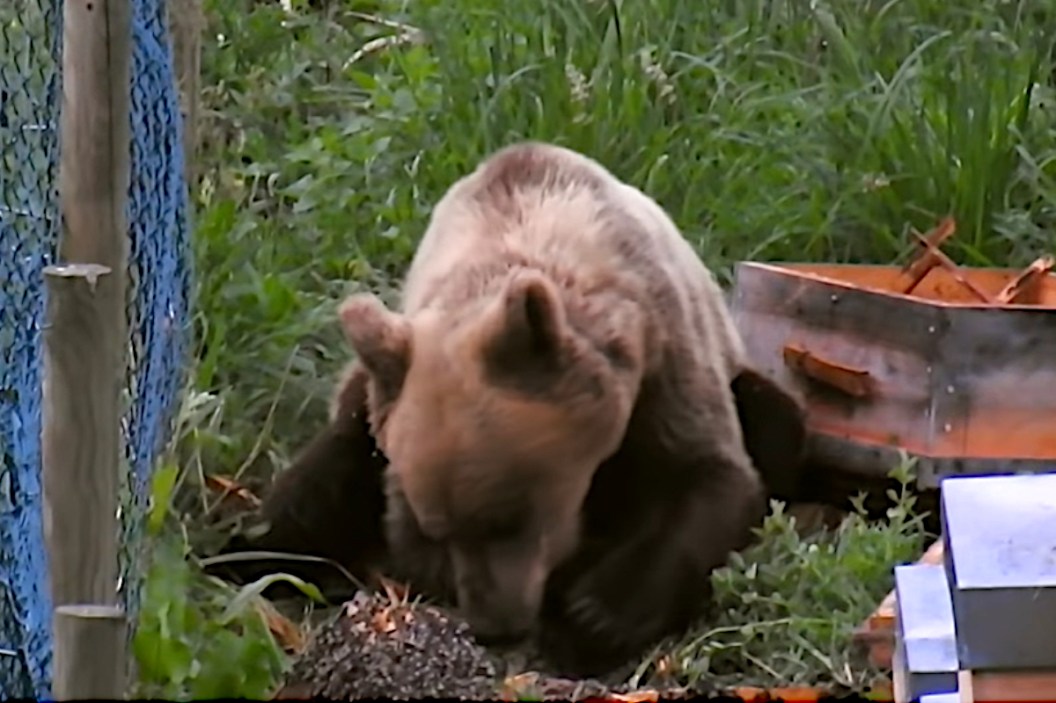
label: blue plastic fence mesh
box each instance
[0,0,191,697]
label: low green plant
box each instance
[632,457,929,692]
[131,462,325,699]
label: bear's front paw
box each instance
[536,557,671,677]
[561,545,676,650]
[566,591,621,638]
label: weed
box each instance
[131,457,324,698]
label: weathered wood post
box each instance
[52,605,127,700]
[170,0,203,185]
[45,0,133,698]
[42,264,129,701]
[42,263,122,607]
[59,0,132,270]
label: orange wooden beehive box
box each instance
[729,219,1056,489]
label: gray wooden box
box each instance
[893,564,959,702]
[941,473,1056,670]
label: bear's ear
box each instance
[505,271,568,353]
[338,294,411,404]
[482,270,569,376]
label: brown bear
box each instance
[214,142,808,675]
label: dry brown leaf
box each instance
[500,672,542,700]
[254,598,306,655]
[731,687,769,703]
[376,573,411,603]
[204,473,262,508]
[370,604,399,634]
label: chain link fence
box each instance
[0,0,191,697]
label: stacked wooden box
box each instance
[893,473,1056,703]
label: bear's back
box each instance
[400,142,746,379]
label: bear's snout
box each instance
[456,572,541,644]
[450,540,547,645]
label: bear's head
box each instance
[337,269,645,643]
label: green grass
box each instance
[135,0,1056,697]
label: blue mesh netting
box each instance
[0,0,191,697]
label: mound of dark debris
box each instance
[280,590,500,700]
[275,590,685,701]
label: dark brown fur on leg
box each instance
[207,365,389,599]
[535,366,799,676]
[538,420,768,677]
[732,367,808,503]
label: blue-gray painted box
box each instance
[893,564,959,701]
[940,473,1056,670]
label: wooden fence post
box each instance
[48,0,133,696]
[59,0,132,279]
[170,0,203,186]
[52,605,127,700]
[42,264,122,608]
